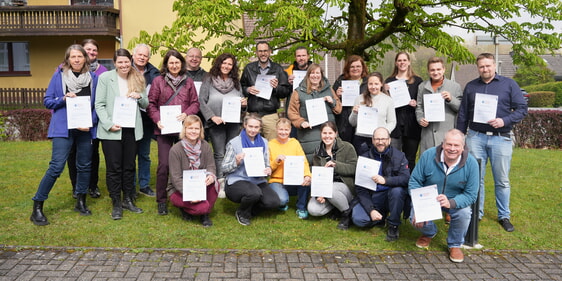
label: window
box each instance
[0,42,30,76]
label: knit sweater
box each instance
[268,138,312,184]
[348,93,396,138]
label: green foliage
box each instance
[513,110,561,148]
[525,81,562,107]
[513,64,555,87]
[528,91,556,107]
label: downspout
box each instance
[115,0,123,48]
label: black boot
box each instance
[111,198,123,220]
[74,194,92,216]
[122,197,143,213]
[337,208,352,230]
[30,200,49,226]
[200,214,213,227]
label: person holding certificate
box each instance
[416,57,462,154]
[268,118,312,219]
[287,64,342,163]
[147,49,200,216]
[349,72,396,153]
[30,44,99,226]
[222,114,281,226]
[198,53,246,180]
[332,55,369,143]
[167,115,218,227]
[95,48,148,220]
[385,52,423,172]
[409,129,479,263]
[307,121,357,230]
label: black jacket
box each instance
[240,60,291,115]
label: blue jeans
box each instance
[269,182,310,211]
[33,131,92,201]
[351,187,407,228]
[466,129,513,220]
[411,206,472,248]
[136,111,153,189]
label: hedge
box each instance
[524,81,562,107]
[513,109,561,149]
[528,91,555,107]
[1,109,51,141]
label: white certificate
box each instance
[305,98,328,127]
[341,80,361,106]
[66,96,92,129]
[311,166,334,198]
[160,105,182,135]
[387,80,411,108]
[473,93,498,124]
[243,147,267,177]
[221,97,242,123]
[411,184,443,223]
[423,93,446,122]
[292,70,307,90]
[356,106,378,136]
[182,170,207,201]
[255,74,275,100]
[354,156,381,191]
[112,96,137,128]
[193,81,202,97]
[283,156,305,186]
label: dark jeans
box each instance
[391,136,419,172]
[67,138,100,190]
[351,187,407,228]
[225,181,281,218]
[135,111,154,189]
[208,123,240,177]
[101,128,137,200]
[155,134,180,203]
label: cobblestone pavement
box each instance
[0,246,560,280]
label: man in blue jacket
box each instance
[409,129,479,263]
[351,127,410,242]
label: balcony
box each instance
[0,5,119,37]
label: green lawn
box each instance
[1,141,560,252]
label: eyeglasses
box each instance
[373,138,389,142]
[187,55,202,59]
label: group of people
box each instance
[30,39,528,263]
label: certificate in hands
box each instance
[423,93,445,122]
[473,93,498,124]
[283,156,305,186]
[112,96,137,128]
[305,98,328,127]
[411,184,443,223]
[160,105,182,135]
[311,166,334,198]
[243,147,267,177]
[221,97,242,123]
[182,170,207,201]
[255,74,275,100]
[354,156,381,191]
[356,106,379,136]
[387,80,411,108]
[66,96,92,129]
[292,70,307,90]
[341,80,361,106]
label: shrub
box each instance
[525,81,562,107]
[528,91,555,107]
[3,109,51,141]
[513,109,561,149]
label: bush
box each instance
[525,81,562,107]
[2,109,51,141]
[528,91,555,107]
[513,109,561,149]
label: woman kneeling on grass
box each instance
[167,115,218,227]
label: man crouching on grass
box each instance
[408,129,479,263]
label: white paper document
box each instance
[473,93,498,124]
[243,147,267,177]
[66,96,93,129]
[221,97,242,123]
[255,74,275,100]
[354,156,381,191]
[292,70,307,90]
[311,166,334,198]
[282,156,305,186]
[387,80,411,108]
[160,105,182,135]
[423,93,446,122]
[411,184,443,223]
[193,81,202,97]
[341,80,361,106]
[182,170,207,201]
[305,98,328,127]
[356,106,379,136]
[112,96,137,128]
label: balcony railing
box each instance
[0,6,119,36]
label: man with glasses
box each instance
[185,47,207,81]
[350,127,410,242]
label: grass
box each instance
[0,141,560,252]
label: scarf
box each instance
[240,129,265,148]
[181,138,220,193]
[62,69,91,94]
[165,73,187,92]
[211,76,235,94]
[89,60,99,73]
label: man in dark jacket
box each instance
[351,127,410,242]
[241,41,291,140]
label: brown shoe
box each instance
[415,236,432,248]
[445,213,451,224]
[449,247,464,263]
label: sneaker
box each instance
[415,236,432,249]
[385,225,399,242]
[235,210,251,226]
[139,187,155,197]
[449,247,464,263]
[200,214,213,227]
[157,202,168,215]
[89,186,101,198]
[278,205,289,211]
[179,208,193,221]
[499,218,514,232]
[296,209,308,220]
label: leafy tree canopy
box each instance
[129,0,562,66]
[513,63,556,87]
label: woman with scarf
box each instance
[222,114,281,226]
[30,44,98,226]
[147,49,200,216]
[167,115,218,227]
